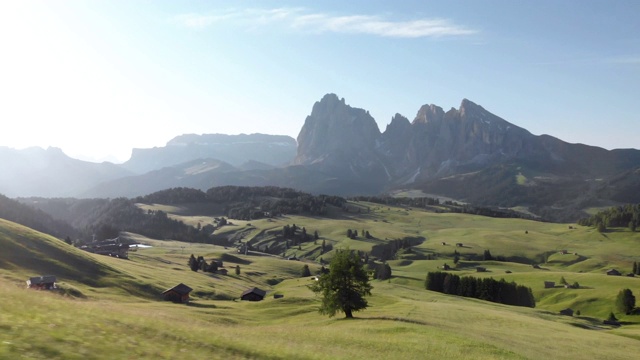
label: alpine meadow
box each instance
[2,1,640,359]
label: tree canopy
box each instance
[616,288,636,315]
[310,249,372,318]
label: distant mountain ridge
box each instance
[122,133,297,174]
[0,146,132,197]
[2,94,639,221]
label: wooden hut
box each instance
[606,269,621,276]
[162,283,193,303]
[559,308,574,316]
[26,275,56,290]
[241,287,266,301]
[544,281,555,289]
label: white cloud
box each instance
[173,8,477,38]
[606,56,640,65]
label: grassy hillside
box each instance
[1,205,640,359]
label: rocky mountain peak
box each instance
[413,104,445,124]
[385,113,411,133]
[459,98,486,119]
[294,94,386,180]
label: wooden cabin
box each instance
[26,275,56,290]
[162,283,193,303]
[606,269,622,276]
[544,281,555,289]
[241,287,266,301]
[559,308,574,316]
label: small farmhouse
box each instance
[559,308,574,316]
[544,281,555,289]
[241,287,266,301]
[606,269,622,276]
[476,267,487,272]
[80,236,129,259]
[162,283,193,303]
[26,275,56,290]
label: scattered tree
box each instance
[235,265,241,275]
[188,254,199,272]
[375,263,392,280]
[310,249,372,318]
[616,288,636,315]
[301,264,311,277]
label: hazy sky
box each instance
[1,1,638,163]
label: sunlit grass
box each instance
[2,204,640,359]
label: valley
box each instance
[1,198,639,359]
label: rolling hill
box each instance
[1,202,640,359]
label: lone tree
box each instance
[301,264,311,277]
[310,248,372,318]
[616,288,636,315]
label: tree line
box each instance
[137,186,346,220]
[351,195,536,220]
[425,271,535,308]
[578,204,640,232]
[1,194,78,240]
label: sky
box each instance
[0,0,638,163]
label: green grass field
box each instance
[1,201,640,359]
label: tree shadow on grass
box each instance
[187,302,217,309]
[344,316,429,326]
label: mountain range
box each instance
[3,94,639,221]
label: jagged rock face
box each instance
[402,99,536,179]
[295,94,386,179]
[378,114,413,176]
[297,94,640,192]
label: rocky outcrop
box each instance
[294,94,389,183]
[295,94,640,196]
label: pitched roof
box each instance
[162,283,193,295]
[28,275,56,284]
[241,287,266,298]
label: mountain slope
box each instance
[0,218,115,285]
[0,218,168,300]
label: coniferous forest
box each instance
[425,271,536,308]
